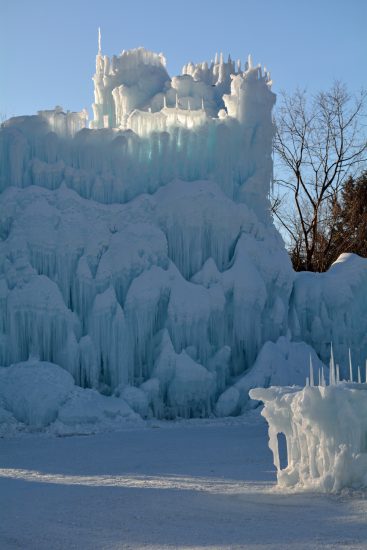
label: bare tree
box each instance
[273,82,367,271]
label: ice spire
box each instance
[98,27,102,55]
[163,96,167,108]
[336,364,340,383]
[214,52,219,64]
[175,94,179,109]
[358,366,362,383]
[201,97,205,111]
[349,348,353,382]
[247,54,253,69]
[309,355,314,386]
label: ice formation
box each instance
[0,359,141,434]
[250,353,367,491]
[0,33,366,428]
[215,336,326,417]
[289,253,367,374]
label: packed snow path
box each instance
[1,415,367,549]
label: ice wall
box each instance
[0,177,293,418]
[250,365,367,491]
[0,43,294,419]
[289,253,367,375]
[38,106,88,137]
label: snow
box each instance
[0,360,74,428]
[0,360,140,435]
[1,416,367,549]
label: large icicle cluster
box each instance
[290,253,367,374]
[0,37,366,429]
[250,350,367,491]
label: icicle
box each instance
[309,355,314,387]
[163,96,167,108]
[321,367,326,387]
[98,27,102,55]
[336,364,340,384]
[201,97,205,111]
[175,94,179,109]
[349,348,353,382]
[358,366,361,383]
[329,343,335,385]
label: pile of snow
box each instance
[0,360,74,429]
[0,360,141,434]
[250,359,367,491]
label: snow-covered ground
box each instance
[1,412,366,550]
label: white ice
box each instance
[250,354,367,491]
[0,40,366,423]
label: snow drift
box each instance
[0,39,366,427]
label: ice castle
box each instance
[0,33,366,431]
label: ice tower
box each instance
[89,30,276,212]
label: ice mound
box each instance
[55,387,142,435]
[0,360,140,434]
[0,360,74,428]
[215,337,326,417]
[250,358,367,492]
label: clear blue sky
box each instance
[1,0,366,118]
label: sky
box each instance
[1,0,366,119]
